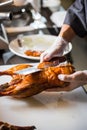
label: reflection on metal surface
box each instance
[3,12,30,27]
[0,24,9,49]
[0,0,13,6]
[0,12,12,21]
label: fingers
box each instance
[40,52,48,62]
[58,71,87,83]
[58,74,73,82]
[40,36,69,62]
[40,51,52,62]
[46,71,87,92]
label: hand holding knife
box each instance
[16,56,67,75]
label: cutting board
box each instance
[0,65,87,130]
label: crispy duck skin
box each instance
[0,62,75,98]
[0,121,36,130]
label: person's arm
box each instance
[40,0,87,62]
[40,24,76,62]
[59,24,75,42]
[64,0,87,37]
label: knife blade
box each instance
[16,65,41,75]
[16,56,67,75]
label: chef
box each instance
[40,0,87,91]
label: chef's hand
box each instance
[47,70,87,92]
[40,36,68,62]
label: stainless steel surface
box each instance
[1,24,9,43]
[0,0,13,6]
[1,3,53,28]
[0,12,12,20]
[0,24,9,49]
[3,12,30,27]
[1,3,33,28]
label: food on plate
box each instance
[0,62,75,98]
[0,121,36,130]
[24,50,44,57]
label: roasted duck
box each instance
[0,121,36,130]
[0,62,75,98]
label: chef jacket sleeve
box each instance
[64,0,87,37]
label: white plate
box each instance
[9,34,72,60]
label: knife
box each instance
[16,56,67,75]
[16,65,41,75]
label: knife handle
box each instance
[48,56,67,66]
[50,56,67,63]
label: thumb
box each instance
[58,74,72,82]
